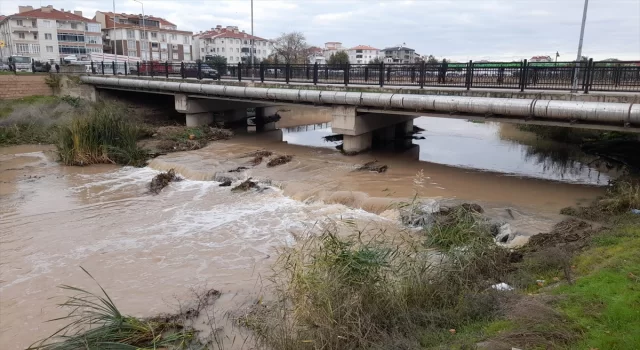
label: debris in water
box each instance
[231,178,258,192]
[460,203,484,214]
[412,125,425,134]
[219,180,232,187]
[356,160,388,173]
[228,166,249,173]
[323,134,343,142]
[252,150,273,158]
[250,156,264,166]
[149,169,180,194]
[267,155,293,167]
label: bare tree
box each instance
[272,32,309,64]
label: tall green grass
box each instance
[28,268,196,350]
[244,215,510,350]
[55,102,149,166]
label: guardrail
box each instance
[86,60,640,93]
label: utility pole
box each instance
[571,0,589,92]
[250,0,255,82]
[133,0,145,60]
[113,0,117,66]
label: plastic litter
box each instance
[631,209,640,215]
[491,283,514,291]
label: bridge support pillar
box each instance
[186,112,213,127]
[343,133,373,153]
[254,106,280,132]
[331,106,416,153]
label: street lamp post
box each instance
[250,0,254,82]
[571,0,589,92]
[133,0,146,60]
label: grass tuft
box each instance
[28,267,197,350]
[55,101,150,166]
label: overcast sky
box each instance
[2,0,639,61]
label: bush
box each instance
[244,216,511,350]
[55,101,149,166]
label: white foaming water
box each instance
[0,159,385,349]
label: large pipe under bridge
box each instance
[80,76,640,134]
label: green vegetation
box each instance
[0,96,79,145]
[28,268,199,350]
[327,50,350,66]
[55,101,149,166]
[243,205,514,350]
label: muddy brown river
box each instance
[0,117,609,349]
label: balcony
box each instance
[12,26,38,32]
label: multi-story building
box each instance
[530,55,553,63]
[347,45,380,64]
[0,5,102,63]
[94,11,192,62]
[307,46,326,64]
[322,42,343,61]
[192,25,272,64]
[382,46,417,64]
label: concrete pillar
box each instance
[254,106,280,132]
[343,132,372,153]
[186,112,213,127]
[397,119,414,135]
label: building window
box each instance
[33,33,38,39]
[244,40,247,45]
[71,23,77,30]
[86,36,100,44]
[141,41,149,50]
[173,52,179,60]
[86,23,100,32]
[31,44,40,53]
[222,48,225,52]
[141,32,148,40]
[221,40,224,43]
[151,42,159,49]
[127,30,135,39]
[183,36,189,44]
[58,33,85,42]
[46,46,53,52]
[201,48,204,52]
[127,39,136,48]
[45,33,52,40]
[161,34,166,42]
[18,33,25,39]
[151,32,157,39]
[43,20,52,28]
[16,20,23,26]
[32,20,37,27]
[171,34,177,40]
[128,50,137,57]
[59,45,87,54]
[16,43,29,53]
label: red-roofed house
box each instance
[0,5,102,63]
[192,25,273,63]
[347,45,380,64]
[94,11,193,61]
[530,55,553,63]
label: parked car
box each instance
[183,64,220,79]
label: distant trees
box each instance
[204,55,227,72]
[370,57,384,64]
[425,55,439,64]
[328,51,349,65]
[272,32,309,64]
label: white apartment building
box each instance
[94,11,192,62]
[322,42,343,61]
[347,45,380,64]
[0,5,102,62]
[193,25,272,63]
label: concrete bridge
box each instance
[79,75,640,153]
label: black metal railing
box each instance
[87,59,640,93]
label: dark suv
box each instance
[183,64,220,79]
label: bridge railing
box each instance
[87,59,640,93]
